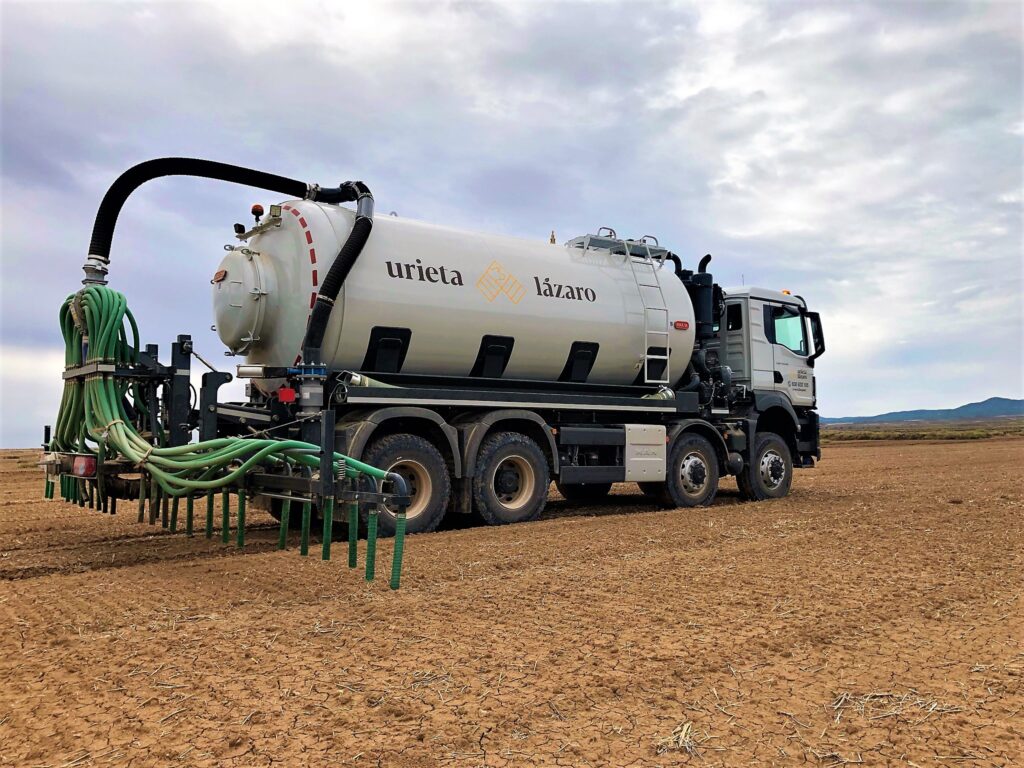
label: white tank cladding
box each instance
[212,200,696,393]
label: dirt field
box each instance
[1,440,1021,768]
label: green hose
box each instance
[277,498,291,550]
[236,491,246,548]
[365,510,378,582]
[52,285,391,500]
[50,283,410,587]
[390,513,407,590]
[221,490,230,544]
[300,501,311,556]
[321,497,334,560]
[205,492,214,539]
[347,502,358,568]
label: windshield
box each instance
[770,305,807,355]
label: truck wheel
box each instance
[555,481,612,505]
[360,433,450,536]
[737,432,792,501]
[644,433,719,509]
[473,432,550,525]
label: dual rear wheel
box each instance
[271,428,793,534]
[471,432,550,525]
[361,433,450,536]
[361,430,550,535]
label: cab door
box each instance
[764,303,814,407]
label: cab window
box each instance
[769,304,807,355]
[713,303,743,333]
[726,303,743,330]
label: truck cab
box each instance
[717,287,825,409]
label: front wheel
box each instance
[644,433,719,509]
[737,432,792,501]
[473,432,550,525]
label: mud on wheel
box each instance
[473,431,550,525]
[359,433,451,536]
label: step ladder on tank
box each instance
[626,237,671,385]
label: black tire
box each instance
[737,432,793,501]
[359,433,450,536]
[473,432,550,525]
[555,481,612,505]
[644,433,720,509]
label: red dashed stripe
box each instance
[285,202,321,365]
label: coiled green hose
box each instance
[53,285,390,497]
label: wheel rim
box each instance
[382,458,432,519]
[759,449,786,490]
[679,451,709,495]
[492,454,535,511]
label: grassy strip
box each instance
[822,417,1024,442]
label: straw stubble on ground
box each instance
[0,438,1021,767]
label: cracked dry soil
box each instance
[0,439,1021,767]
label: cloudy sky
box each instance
[1,0,1021,446]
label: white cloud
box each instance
[0,345,66,448]
[0,0,1021,446]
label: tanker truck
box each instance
[50,159,825,538]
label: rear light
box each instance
[72,454,97,478]
[673,320,690,331]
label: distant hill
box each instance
[822,397,1024,425]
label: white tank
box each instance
[212,200,696,393]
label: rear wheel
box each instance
[473,432,549,525]
[644,433,719,509]
[737,432,792,501]
[555,481,612,505]
[359,433,450,536]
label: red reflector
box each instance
[72,455,97,478]
[673,320,690,330]
[278,387,297,404]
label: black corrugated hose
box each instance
[301,181,374,362]
[82,157,367,285]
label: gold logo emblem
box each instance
[476,260,526,304]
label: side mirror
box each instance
[806,311,825,362]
